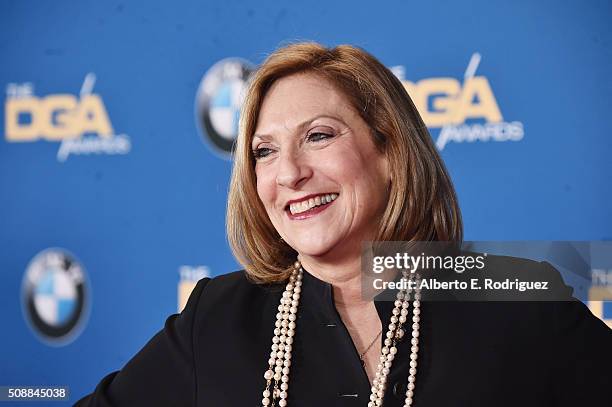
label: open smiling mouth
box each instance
[286,193,339,219]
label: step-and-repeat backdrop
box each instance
[1,0,610,403]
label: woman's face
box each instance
[253,72,390,261]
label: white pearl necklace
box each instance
[262,261,421,407]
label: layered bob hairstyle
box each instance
[227,42,462,284]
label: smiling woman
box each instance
[253,72,392,262]
[77,43,610,407]
[228,43,461,285]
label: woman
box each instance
[77,43,610,406]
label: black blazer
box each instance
[77,255,611,406]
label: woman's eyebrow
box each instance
[252,134,273,144]
[253,114,344,142]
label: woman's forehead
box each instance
[254,73,357,136]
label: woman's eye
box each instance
[253,147,274,160]
[306,132,333,142]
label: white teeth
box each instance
[289,193,338,215]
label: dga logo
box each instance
[392,53,524,150]
[4,73,131,162]
[21,248,90,345]
[195,58,255,157]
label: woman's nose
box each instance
[275,150,310,188]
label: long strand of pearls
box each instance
[262,261,303,407]
[261,262,421,407]
[368,271,421,407]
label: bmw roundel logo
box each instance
[195,57,255,157]
[21,248,90,346]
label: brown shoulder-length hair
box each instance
[227,42,462,284]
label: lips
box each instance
[282,193,339,221]
[287,193,338,215]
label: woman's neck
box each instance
[298,254,369,309]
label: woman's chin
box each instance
[291,240,338,260]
